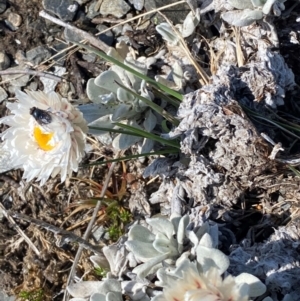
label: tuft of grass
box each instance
[19,289,44,301]
[74,42,183,101]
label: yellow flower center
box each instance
[33,126,55,151]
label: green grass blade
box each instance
[115,81,180,126]
[89,126,146,137]
[74,42,183,101]
[115,122,180,149]
[288,165,300,177]
[152,87,180,108]
[82,148,179,166]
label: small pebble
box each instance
[0,0,7,14]
[82,53,97,63]
[99,0,131,18]
[8,13,22,27]
[26,46,52,65]
[133,0,144,11]
[4,20,17,31]
[43,0,79,22]
[0,51,10,70]
[64,27,81,43]
[96,24,114,46]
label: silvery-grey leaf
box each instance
[67,280,121,299]
[128,224,156,242]
[94,70,123,94]
[122,280,150,301]
[235,273,266,297]
[155,267,177,287]
[208,224,219,248]
[87,115,114,136]
[138,80,154,111]
[221,9,263,27]
[181,9,200,38]
[139,138,154,154]
[117,87,135,103]
[262,0,276,14]
[106,292,123,301]
[153,234,172,254]
[112,133,142,150]
[111,103,132,121]
[143,110,157,132]
[90,293,106,301]
[125,240,161,261]
[199,233,213,248]
[228,0,254,9]
[110,65,131,88]
[86,78,111,103]
[146,217,174,239]
[196,245,229,274]
[79,104,114,124]
[132,253,169,278]
[90,254,110,270]
[102,237,128,276]
[125,57,147,91]
[177,215,189,253]
[195,222,210,240]
[251,0,266,7]
[156,23,179,46]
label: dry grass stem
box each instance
[63,152,120,301]
[0,202,41,256]
[39,10,110,53]
[158,11,209,85]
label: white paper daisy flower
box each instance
[0,90,88,185]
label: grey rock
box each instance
[0,0,7,14]
[40,65,66,93]
[145,0,189,24]
[26,46,52,65]
[51,42,69,65]
[42,0,79,21]
[64,27,82,43]
[133,0,144,11]
[4,20,18,31]
[96,24,114,46]
[111,25,123,36]
[86,0,101,19]
[0,86,8,102]
[0,51,10,70]
[99,0,131,18]
[82,53,97,63]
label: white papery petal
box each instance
[235,273,266,297]
[0,90,87,185]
